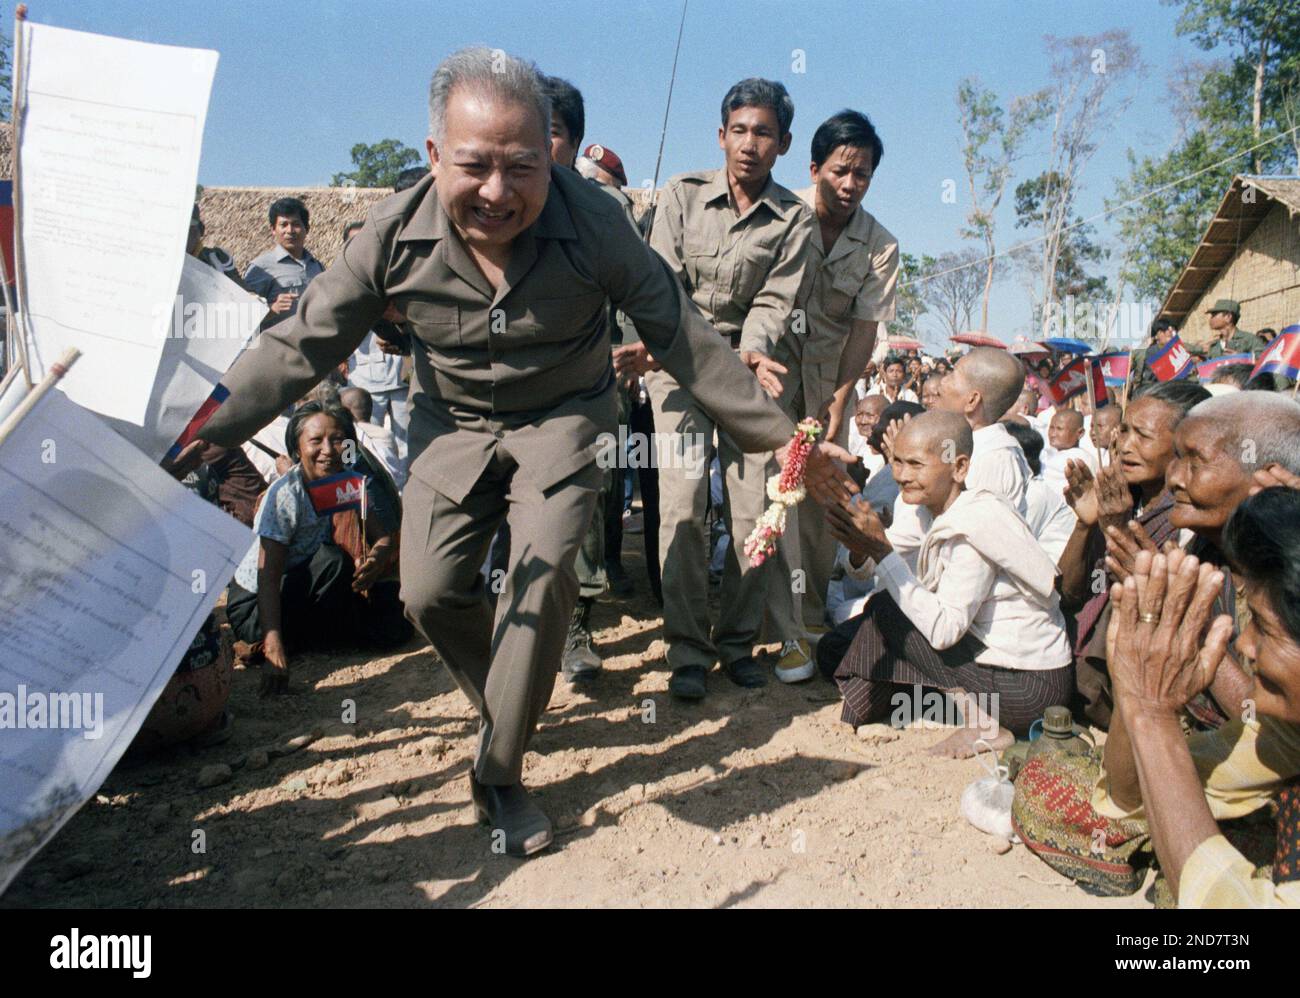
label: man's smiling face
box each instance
[427,87,550,255]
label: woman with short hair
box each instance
[225,401,408,694]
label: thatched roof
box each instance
[198,186,394,273]
[1159,174,1300,324]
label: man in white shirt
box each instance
[341,387,406,491]
[885,347,1032,561]
[875,354,918,405]
[341,222,411,457]
[1040,408,1093,491]
[847,394,888,473]
[1002,420,1076,562]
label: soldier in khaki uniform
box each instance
[617,78,812,699]
[767,110,898,682]
[190,49,797,856]
[1205,299,1258,358]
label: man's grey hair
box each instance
[574,155,600,181]
[1189,392,1300,473]
[428,46,550,146]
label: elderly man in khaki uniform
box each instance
[190,49,797,857]
[616,78,812,700]
[767,110,898,683]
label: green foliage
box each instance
[891,252,930,337]
[0,29,11,123]
[1014,171,1110,300]
[1110,2,1300,302]
[332,139,421,189]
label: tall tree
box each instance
[1171,0,1300,173]
[1029,32,1139,331]
[1015,171,1111,301]
[332,139,421,188]
[890,251,930,339]
[956,78,1051,331]
[916,248,991,340]
[1109,134,1234,303]
[1110,2,1300,304]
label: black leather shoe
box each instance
[722,656,767,688]
[669,664,708,700]
[469,774,553,857]
[561,597,602,684]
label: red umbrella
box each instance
[950,332,1007,349]
[886,336,922,352]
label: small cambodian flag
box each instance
[1250,326,1300,382]
[1196,353,1254,380]
[306,470,368,518]
[1097,351,1129,387]
[165,383,229,460]
[1147,334,1195,382]
[1046,357,1108,407]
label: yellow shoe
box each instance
[775,639,815,684]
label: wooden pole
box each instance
[9,5,34,387]
[0,346,79,450]
[1119,349,1136,412]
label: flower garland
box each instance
[743,418,822,567]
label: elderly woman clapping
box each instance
[1101,487,1300,907]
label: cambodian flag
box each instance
[306,470,368,517]
[1250,326,1300,382]
[1045,357,1108,407]
[1147,334,1195,382]
[165,383,229,460]
[1197,353,1254,380]
[1097,351,1129,387]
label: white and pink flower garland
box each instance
[743,418,822,567]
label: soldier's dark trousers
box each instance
[399,448,601,785]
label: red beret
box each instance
[583,143,627,187]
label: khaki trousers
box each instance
[646,366,774,670]
[766,359,844,640]
[400,447,601,785]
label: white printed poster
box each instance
[0,389,249,894]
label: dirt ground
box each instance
[3,539,1154,909]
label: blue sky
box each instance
[25,0,1225,347]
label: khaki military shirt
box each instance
[649,169,812,355]
[780,186,898,368]
[1208,329,1258,359]
[200,167,793,505]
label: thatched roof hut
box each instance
[1159,174,1300,345]
[197,186,394,273]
